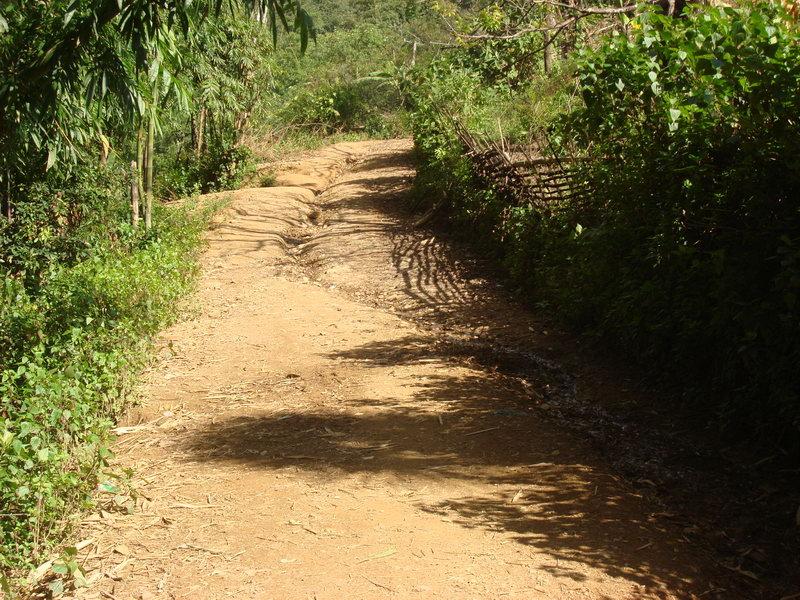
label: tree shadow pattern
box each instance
[184,334,730,598]
[291,144,795,597]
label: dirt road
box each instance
[73,140,733,599]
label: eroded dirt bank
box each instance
[65,140,754,600]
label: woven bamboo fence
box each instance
[443,110,592,217]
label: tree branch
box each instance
[454,0,657,42]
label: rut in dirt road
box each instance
[72,140,738,600]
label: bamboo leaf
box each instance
[46,146,58,171]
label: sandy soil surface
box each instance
[63,140,744,600]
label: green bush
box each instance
[548,3,800,442]
[197,143,255,193]
[278,79,405,136]
[156,141,256,199]
[411,3,800,448]
[0,170,213,572]
[453,3,549,88]
[0,167,131,291]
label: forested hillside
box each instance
[1,0,799,596]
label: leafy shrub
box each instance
[156,152,203,200]
[261,23,411,137]
[0,166,130,291]
[278,87,343,131]
[411,3,800,449]
[548,3,800,443]
[156,141,255,199]
[0,175,213,573]
[278,79,405,136]
[454,3,549,88]
[198,143,255,193]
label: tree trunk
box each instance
[144,112,155,230]
[136,117,145,220]
[2,170,11,222]
[194,107,206,158]
[191,115,197,156]
[544,12,557,74]
[561,0,576,59]
[235,110,250,144]
[130,160,139,228]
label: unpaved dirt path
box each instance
[74,140,734,600]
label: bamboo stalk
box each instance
[130,161,139,228]
[195,106,206,158]
[144,111,154,230]
[136,117,145,219]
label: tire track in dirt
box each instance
[68,140,736,600]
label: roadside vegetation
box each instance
[0,0,315,587]
[409,0,800,453]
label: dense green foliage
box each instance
[0,1,312,183]
[552,4,800,441]
[410,2,800,447]
[153,0,428,194]
[0,163,215,571]
[304,0,420,32]
[270,24,408,136]
[254,0,436,141]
